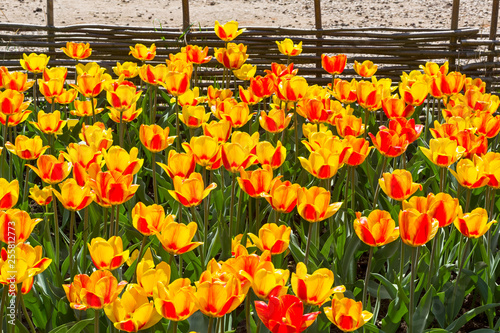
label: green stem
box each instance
[152,152,158,204]
[427,234,438,291]
[119,111,124,147]
[229,173,236,237]
[362,246,374,309]
[440,167,446,193]
[294,102,299,165]
[175,99,180,151]
[83,207,89,274]
[191,205,205,267]
[153,85,158,123]
[364,109,369,140]
[372,156,388,209]
[245,295,251,333]
[304,222,314,267]
[399,240,406,286]
[19,287,36,333]
[69,210,76,278]
[94,309,99,333]
[172,320,178,333]
[465,188,471,212]
[203,168,209,261]
[109,205,115,238]
[132,235,149,282]
[23,165,30,203]
[115,205,119,237]
[149,84,153,123]
[103,207,109,240]
[91,97,96,125]
[53,196,60,267]
[33,73,38,116]
[208,317,214,333]
[351,167,356,211]
[0,286,7,328]
[409,247,418,333]
[256,197,261,231]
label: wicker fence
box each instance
[0,23,499,90]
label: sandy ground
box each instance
[0,0,496,33]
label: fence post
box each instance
[449,0,460,69]
[314,0,322,79]
[487,0,499,90]
[47,0,55,56]
[182,0,190,32]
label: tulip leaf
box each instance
[381,297,408,333]
[48,318,93,333]
[23,288,48,328]
[289,232,305,263]
[445,303,500,333]
[411,287,434,333]
[371,273,397,299]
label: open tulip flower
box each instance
[449,155,490,189]
[356,80,382,111]
[30,110,66,135]
[154,279,198,321]
[29,185,53,206]
[102,146,143,177]
[255,141,286,169]
[259,107,293,133]
[399,209,439,247]
[237,165,275,198]
[156,221,203,255]
[379,169,422,201]
[61,42,92,60]
[135,259,171,297]
[215,43,249,70]
[248,223,291,255]
[20,53,49,73]
[322,54,347,75]
[454,207,497,238]
[400,80,428,106]
[297,186,343,223]
[324,295,373,332]
[52,178,94,211]
[161,71,190,97]
[345,136,372,166]
[113,61,139,78]
[88,171,139,207]
[440,71,466,96]
[0,243,52,294]
[0,89,31,115]
[427,193,461,227]
[27,154,72,185]
[250,75,275,98]
[234,64,257,81]
[79,122,113,152]
[214,20,245,42]
[420,137,465,167]
[0,209,41,244]
[221,142,258,173]
[129,43,156,61]
[157,150,196,179]
[105,284,162,332]
[277,76,309,102]
[184,44,212,64]
[382,96,415,119]
[276,38,303,57]
[255,294,321,333]
[179,105,211,128]
[71,73,105,98]
[106,82,142,112]
[266,179,301,213]
[354,210,399,246]
[169,173,217,207]
[2,71,34,93]
[88,236,130,271]
[139,124,176,152]
[63,270,127,310]
[0,109,31,127]
[108,102,142,123]
[182,136,220,168]
[132,202,175,236]
[291,262,344,307]
[138,64,168,85]
[251,264,289,300]
[299,148,347,180]
[382,118,423,144]
[335,114,365,138]
[369,128,409,158]
[0,178,19,210]
[5,135,49,160]
[354,60,378,78]
[332,78,357,104]
[70,99,104,117]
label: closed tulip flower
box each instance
[105,284,162,332]
[106,83,142,112]
[369,129,409,158]
[61,142,102,172]
[450,155,490,189]
[102,146,143,177]
[400,81,428,106]
[88,236,129,271]
[420,138,465,167]
[20,53,49,73]
[324,295,373,332]
[63,270,127,310]
[61,42,92,60]
[184,44,212,64]
[454,207,496,238]
[108,103,142,123]
[215,44,249,70]
[214,20,245,42]
[450,129,487,159]
[356,80,382,111]
[473,112,500,138]
[169,173,217,207]
[70,99,104,117]
[333,78,357,104]
[161,71,190,97]
[0,179,19,210]
[30,110,66,135]
[0,209,42,244]
[277,76,308,102]
[113,61,139,78]
[335,114,365,138]
[203,120,232,143]
[237,165,275,198]
[248,223,291,255]
[88,171,139,207]
[399,209,439,247]
[252,265,290,300]
[440,71,466,96]
[276,38,302,56]
[139,124,176,153]
[132,202,174,235]
[259,107,293,133]
[221,142,258,173]
[75,62,105,76]
[379,169,422,201]
[238,86,261,105]
[0,89,30,115]
[135,259,171,297]
[179,105,211,128]
[129,43,156,61]
[255,294,321,333]
[250,75,275,98]
[345,136,372,166]
[182,136,220,168]
[1,71,34,93]
[297,186,343,223]
[29,185,53,206]
[427,192,461,228]
[71,73,105,98]
[322,54,347,75]
[298,98,331,124]
[299,148,346,180]
[382,96,415,119]
[55,88,78,105]
[5,135,49,160]
[353,210,399,247]
[154,279,198,321]
[27,154,72,185]
[266,179,301,214]
[354,60,377,77]
[255,141,286,169]
[51,178,94,211]
[157,151,196,179]
[138,64,168,85]
[292,262,343,307]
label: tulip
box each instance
[454,207,496,238]
[382,96,415,119]
[276,38,302,56]
[277,76,308,102]
[354,60,377,77]
[449,155,490,189]
[61,142,102,172]
[161,71,190,97]
[169,173,217,207]
[55,89,78,104]
[332,78,357,104]
[61,42,92,60]
[155,220,202,256]
[75,62,105,76]
[5,135,49,160]
[113,61,139,78]
[250,75,275,98]
[201,120,231,144]
[182,136,220,168]
[322,54,347,75]
[369,129,409,158]
[158,150,196,179]
[106,83,142,112]
[248,223,291,255]
[298,98,331,124]
[104,284,162,332]
[88,236,129,271]
[335,114,365,138]
[1,71,34,93]
[88,171,139,207]
[51,178,93,212]
[214,20,245,41]
[420,137,465,167]
[255,141,286,169]
[297,186,342,223]
[474,112,500,138]
[343,136,371,167]
[441,71,466,96]
[27,154,72,185]
[265,179,301,214]
[324,295,373,332]
[138,64,168,85]
[79,122,113,152]
[399,209,439,247]
[427,193,461,228]
[383,117,423,144]
[63,270,127,310]
[29,185,53,206]
[221,142,258,173]
[30,110,66,135]
[238,86,261,105]
[102,146,143,177]
[70,99,104,117]
[135,258,171,296]
[20,53,49,73]
[255,294,321,333]
[184,44,212,65]
[154,279,198,321]
[259,107,293,133]
[179,105,211,128]
[0,89,30,115]
[299,148,347,180]
[233,64,257,81]
[400,81,428,106]
[129,43,156,61]
[237,165,274,198]
[0,179,19,210]
[379,169,422,201]
[356,80,381,111]
[0,109,31,127]
[139,124,176,153]
[0,209,42,244]
[108,103,142,123]
[353,210,399,246]
[252,265,289,300]
[70,73,105,98]
[132,202,174,235]
[214,44,249,70]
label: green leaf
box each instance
[445,303,500,333]
[411,287,434,333]
[371,273,397,299]
[381,297,408,333]
[48,318,93,333]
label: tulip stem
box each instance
[465,188,471,213]
[175,99,180,151]
[409,247,418,333]
[427,235,438,291]
[256,198,261,232]
[0,285,7,329]
[399,241,405,286]
[103,207,108,239]
[153,85,158,122]
[191,205,205,267]
[245,296,251,333]
[294,102,299,165]
[53,196,60,268]
[33,73,38,116]
[207,317,214,333]
[152,152,158,204]
[133,235,148,282]
[1,117,9,179]
[23,165,30,204]
[18,285,35,333]
[94,309,99,333]
[351,167,356,211]
[230,173,236,238]
[364,109,369,140]
[69,210,76,279]
[171,320,178,333]
[109,205,115,238]
[304,222,314,267]
[440,167,446,193]
[149,84,153,123]
[91,97,96,125]
[372,156,388,209]
[203,168,210,261]
[83,207,89,274]
[119,111,124,147]
[362,246,374,309]
[115,205,120,236]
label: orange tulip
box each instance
[332,78,357,104]
[483,152,500,189]
[420,137,465,167]
[292,262,343,307]
[0,109,31,127]
[113,61,139,79]
[427,193,461,228]
[134,256,171,296]
[131,202,174,235]
[0,209,41,244]
[266,179,301,214]
[238,86,261,105]
[1,71,34,93]
[203,120,232,143]
[79,122,114,152]
[420,61,449,77]
[168,173,217,207]
[129,43,156,61]
[156,221,203,255]
[154,279,198,321]
[0,179,19,210]
[51,178,94,211]
[106,83,142,112]
[88,236,129,271]
[250,75,275,98]
[108,103,142,123]
[399,209,439,247]
[71,73,105,98]
[179,105,211,128]
[214,43,249,70]
[20,53,49,73]
[29,185,53,206]
[440,72,466,96]
[30,110,66,135]
[322,54,347,75]
[161,71,190,97]
[221,142,258,173]
[70,99,104,117]
[259,107,292,133]
[276,38,302,56]
[335,115,365,138]
[5,135,48,160]
[345,136,372,166]
[55,88,78,104]
[276,76,308,102]
[184,45,212,64]
[251,264,289,301]
[157,150,196,180]
[356,81,381,111]
[255,141,286,169]
[449,155,489,189]
[298,98,331,124]
[237,165,274,198]
[248,223,291,255]
[474,112,500,138]
[63,270,127,310]
[400,81,428,106]
[138,64,168,85]
[102,146,143,177]
[354,60,377,77]
[299,148,347,180]
[382,96,415,119]
[353,210,399,247]
[61,42,92,60]
[27,154,72,185]
[382,118,423,144]
[139,124,176,153]
[182,136,220,168]
[0,89,30,115]
[369,129,409,158]
[233,64,257,81]
[454,207,497,238]
[324,295,373,332]
[88,171,139,207]
[297,186,343,223]
[178,87,201,107]
[379,169,422,201]
[214,20,245,42]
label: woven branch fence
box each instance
[0,23,499,90]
